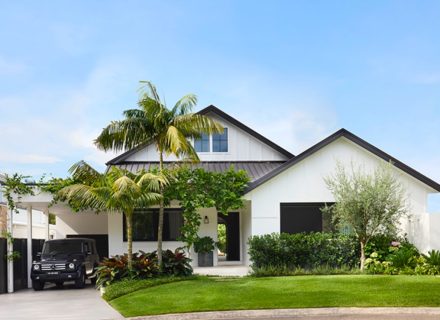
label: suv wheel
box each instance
[32,280,45,291]
[75,269,86,289]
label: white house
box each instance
[10,105,440,268]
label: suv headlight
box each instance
[33,264,40,271]
[68,263,75,270]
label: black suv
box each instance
[31,238,100,291]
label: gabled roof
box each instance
[106,105,294,165]
[199,105,294,158]
[246,128,440,193]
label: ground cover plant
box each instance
[109,275,440,317]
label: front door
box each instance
[218,212,240,261]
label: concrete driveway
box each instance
[0,283,122,320]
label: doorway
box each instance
[217,212,240,261]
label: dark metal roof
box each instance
[106,105,294,165]
[246,128,440,193]
[114,161,286,183]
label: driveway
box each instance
[0,283,122,320]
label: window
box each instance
[123,208,184,241]
[213,128,228,152]
[194,134,210,152]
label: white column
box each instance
[27,205,33,289]
[44,208,50,240]
[7,209,13,293]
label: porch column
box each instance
[44,208,50,240]
[27,205,33,289]
[7,208,13,293]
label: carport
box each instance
[3,190,108,293]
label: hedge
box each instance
[248,232,360,271]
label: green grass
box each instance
[110,275,440,317]
[102,276,195,301]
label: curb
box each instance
[128,307,440,320]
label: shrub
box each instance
[415,250,440,275]
[194,236,215,253]
[162,248,193,276]
[96,248,192,287]
[365,237,423,275]
[248,232,360,274]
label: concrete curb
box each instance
[128,307,440,320]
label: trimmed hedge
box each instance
[248,232,360,272]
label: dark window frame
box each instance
[123,208,184,242]
[213,128,228,152]
[280,202,334,234]
[194,133,210,152]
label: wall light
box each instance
[203,215,209,224]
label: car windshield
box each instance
[42,240,83,256]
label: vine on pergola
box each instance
[164,166,249,249]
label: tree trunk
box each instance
[157,151,164,270]
[125,212,133,270]
[360,240,366,271]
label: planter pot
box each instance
[197,251,213,267]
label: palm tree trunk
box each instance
[157,151,164,270]
[125,211,133,270]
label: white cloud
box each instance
[0,56,141,176]
[0,153,60,164]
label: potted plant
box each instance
[194,236,215,267]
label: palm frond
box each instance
[95,118,154,152]
[69,161,102,183]
[173,114,224,136]
[172,94,197,116]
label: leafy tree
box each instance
[94,81,223,267]
[165,166,249,249]
[58,161,165,269]
[323,162,407,270]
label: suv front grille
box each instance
[41,263,66,271]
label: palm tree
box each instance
[95,81,223,267]
[59,161,166,269]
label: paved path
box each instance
[0,283,123,320]
[129,308,440,320]
[193,265,250,277]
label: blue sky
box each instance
[1,1,440,207]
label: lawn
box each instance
[109,275,440,317]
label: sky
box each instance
[0,1,439,207]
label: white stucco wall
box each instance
[53,211,108,239]
[124,113,289,162]
[107,205,219,267]
[245,137,436,252]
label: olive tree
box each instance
[323,162,407,270]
